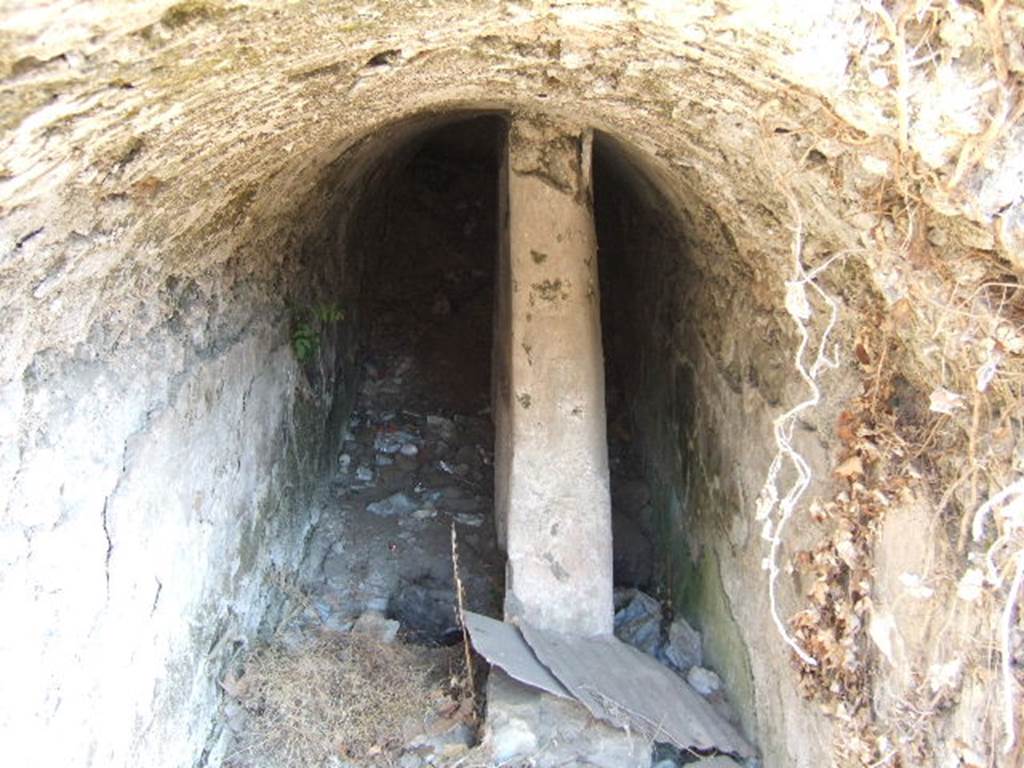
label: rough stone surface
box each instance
[614,589,664,657]
[481,669,649,768]
[1,2,1020,767]
[688,666,725,696]
[665,616,703,672]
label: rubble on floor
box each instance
[613,587,747,734]
[221,338,501,766]
[483,668,651,768]
[214,160,758,764]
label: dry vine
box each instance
[753,115,842,668]
[756,1,1024,753]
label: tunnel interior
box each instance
[326,114,707,611]
[356,115,501,417]
[4,110,772,768]
[290,115,509,651]
[224,111,759,764]
[3,2,1016,765]
[293,114,689,627]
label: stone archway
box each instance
[1,4,1022,768]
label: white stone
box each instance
[366,492,417,517]
[454,512,484,527]
[483,670,648,767]
[489,717,538,763]
[686,666,723,696]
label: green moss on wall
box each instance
[647,473,757,740]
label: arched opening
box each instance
[216,111,759,766]
[5,5,1017,766]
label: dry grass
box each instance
[224,633,459,768]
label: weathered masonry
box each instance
[1,3,1022,768]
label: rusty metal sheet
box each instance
[519,622,756,759]
[463,611,570,700]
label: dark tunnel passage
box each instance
[357,116,502,417]
[219,112,753,766]
[341,114,686,594]
[325,114,696,607]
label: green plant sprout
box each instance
[291,302,345,362]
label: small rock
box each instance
[489,718,538,763]
[352,611,400,644]
[337,452,352,472]
[375,453,395,466]
[426,414,456,438]
[613,590,663,656]
[439,459,464,476]
[663,616,702,672]
[390,580,458,643]
[485,669,648,766]
[408,721,475,759]
[400,443,419,457]
[355,466,374,483]
[453,512,484,527]
[686,666,723,696]
[413,507,437,519]
[367,492,418,517]
[375,429,418,454]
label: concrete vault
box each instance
[2,3,1023,768]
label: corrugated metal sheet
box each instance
[463,611,570,699]
[464,611,755,759]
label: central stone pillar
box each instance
[493,112,613,637]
